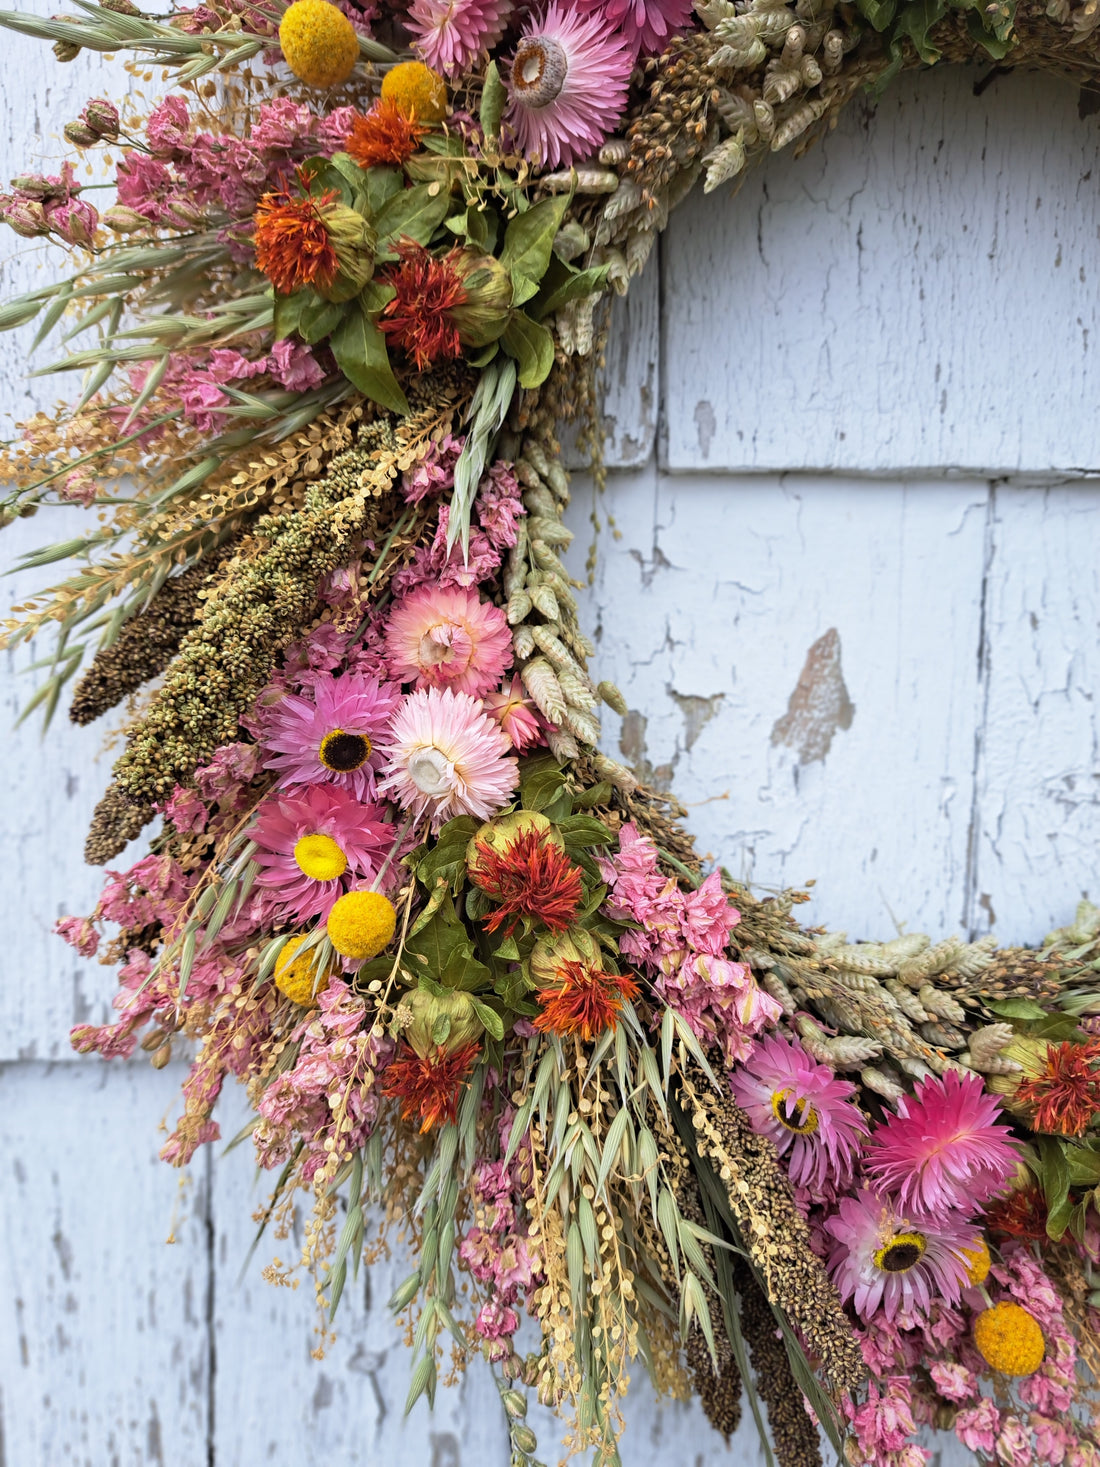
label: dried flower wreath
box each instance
[4,1,1100,1463]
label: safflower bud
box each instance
[400,987,483,1059]
[53,39,81,61]
[449,250,513,348]
[319,200,377,301]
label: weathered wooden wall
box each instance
[3,22,1100,1462]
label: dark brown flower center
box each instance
[319,728,370,772]
[874,1232,927,1274]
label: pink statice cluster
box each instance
[458,1156,539,1359]
[117,96,360,231]
[598,821,781,1063]
[254,983,392,1179]
[393,449,524,597]
[0,160,98,244]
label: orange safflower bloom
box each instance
[379,240,467,370]
[986,1184,1049,1242]
[534,959,640,1044]
[382,1040,480,1132]
[470,827,584,937]
[1014,1038,1100,1136]
[253,185,340,296]
[346,97,425,168]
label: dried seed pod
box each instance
[556,664,597,709]
[824,1035,884,1069]
[573,295,598,356]
[917,982,967,1025]
[780,22,805,63]
[527,515,573,548]
[513,626,536,660]
[507,589,533,625]
[884,979,931,1024]
[973,1021,1014,1067]
[593,752,638,793]
[897,937,965,986]
[544,460,570,500]
[522,485,557,518]
[541,166,621,194]
[704,132,747,192]
[821,28,844,71]
[561,705,602,747]
[597,680,628,716]
[763,65,802,105]
[527,583,559,621]
[800,54,823,86]
[522,440,552,479]
[554,221,590,261]
[598,137,631,164]
[709,39,768,70]
[555,299,577,354]
[545,725,579,762]
[920,1021,967,1051]
[503,522,529,598]
[861,1065,906,1103]
[522,656,567,724]
[771,96,827,152]
[753,98,776,141]
[602,178,644,223]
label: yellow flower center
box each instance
[274,934,331,1007]
[873,1231,927,1274]
[279,0,359,88]
[770,1087,819,1135]
[326,889,397,960]
[973,1302,1046,1377]
[963,1238,992,1287]
[319,727,371,772]
[294,832,348,882]
[380,60,447,123]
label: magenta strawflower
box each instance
[505,3,632,170]
[251,784,398,921]
[824,1190,976,1323]
[384,584,512,697]
[378,687,518,829]
[576,0,694,55]
[406,0,514,74]
[259,672,401,800]
[864,1069,1019,1221]
[730,1034,868,1193]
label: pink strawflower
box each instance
[730,1034,868,1192]
[251,784,397,922]
[407,0,513,73]
[505,3,632,170]
[824,1190,975,1323]
[378,687,518,829]
[483,674,544,750]
[864,1069,1019,1221]
[384,584,512,696]
[576,0,694,54]
[259,672,401,800]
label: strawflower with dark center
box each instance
[1014,1037,1100,1136]
[346,97,426,168]
[534,958,639,1043]
[382,1041,481,1132]
[470,826,584,936]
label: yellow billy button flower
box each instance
[326,890,397,960]
[380,60,447,122]
[274,935,331,1006]
[973,1301,1045,1376]
[963,1238,991,1287]
[293,832,348,882]
[279,0,359,88]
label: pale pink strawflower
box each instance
[864,1069,1019,1221]
[576,0,694,54]
[505,3,632,170]
[259,672,401,800]
[824,1189,975,1323]
[730,1034,868,1193]
[251,784,397,921]
[378,687,518,829]
[482,673,544,750]
[384,584,512,697]
[406,0,513,73]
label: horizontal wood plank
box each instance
[662,68,1100,475]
